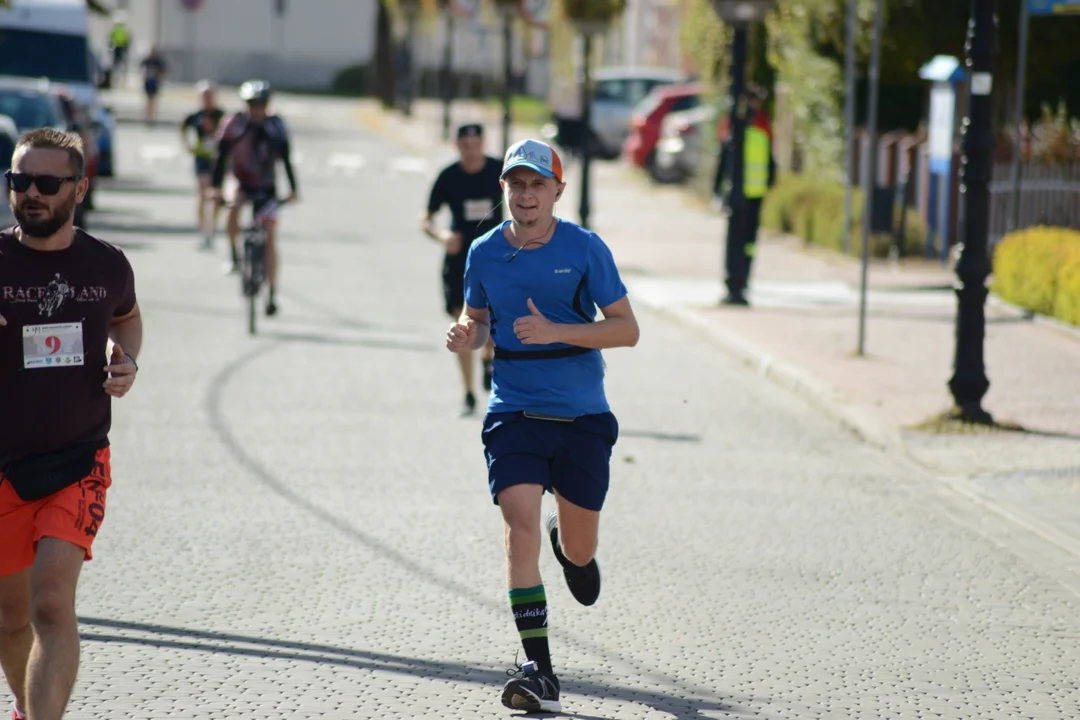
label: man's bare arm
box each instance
[461,304,491,350]
[109,303,143,360]
[553,296,639,349]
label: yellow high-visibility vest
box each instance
[744,126,770,199]
[110,24,130,48]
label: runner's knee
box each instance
[0,591,30,630]
[499,489,542,540]
[30,581,76,628]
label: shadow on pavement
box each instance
[90,220,198,236]
[202,344,763,720]
[143,300,401,339]
[97,176,196,196]
[620,430,702,443]
[260,328,437,353]
[78,617,754,719]
[1015,428,1080,442]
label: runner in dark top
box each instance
[0,128,142,720]
[422,123,503,416]
[181,80,226,250]
[140,46,168,126]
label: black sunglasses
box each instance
[5,171,82,196]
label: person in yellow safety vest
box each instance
[109,17,132,81]
[713,83,776,306]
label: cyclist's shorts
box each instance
[237,187,279,222]
[0,447,112,576]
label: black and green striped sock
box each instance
[509,585,552,674]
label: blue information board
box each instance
[1029,0,1080,15]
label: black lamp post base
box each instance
[946,403,995,426]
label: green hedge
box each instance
[761,173,927,258]
[992,226,1080,326]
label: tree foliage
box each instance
[682,0,1080,180]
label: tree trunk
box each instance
[373,1,396,109]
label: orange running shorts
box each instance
[0,447,112,577]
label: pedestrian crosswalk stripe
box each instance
[327,152,368,176]
[139,145,181,164]
[388,157,430,174]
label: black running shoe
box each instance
[461,391,477,417]
[482,358,494,392]
[502,660,561,713]
[546,511,601,606]
[265,299,278,316]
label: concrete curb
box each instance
[988,294,1080,343]
[937,472,1080,563]
[654,304,905,453]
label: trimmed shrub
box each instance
[761,172,927,259]
[1055,258,1080,326]
[993,226,1080,325]
[331,64,371,97]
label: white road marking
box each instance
[326,152,367,176]
[138,145,182,165]
[388,157,430,174]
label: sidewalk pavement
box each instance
[351,97,1080,564]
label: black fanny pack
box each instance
[1,441,105,502]
[494,346,594,361]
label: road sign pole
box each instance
[1010,0,1030,231]
[856,0,883,357]
[842,0,856,255]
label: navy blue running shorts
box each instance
[481,411,619,512]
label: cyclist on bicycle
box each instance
[211,79,298,316]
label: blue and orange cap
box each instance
[501,139,563,183]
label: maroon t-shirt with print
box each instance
[0,228,137,469]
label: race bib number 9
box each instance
[464,199,494,222]
[23,322,85,369]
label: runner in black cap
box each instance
[422,123,503,416]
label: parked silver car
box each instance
[652,104,719,184]
[548,67,686,159]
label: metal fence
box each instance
[988,161,1080,247]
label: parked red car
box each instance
[622,82,704,170]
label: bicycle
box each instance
[237,193,286,336]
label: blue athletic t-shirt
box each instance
[464,218,628,417]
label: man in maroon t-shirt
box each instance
[0,129,142,720]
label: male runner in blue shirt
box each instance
[445,139,640,713]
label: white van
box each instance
[0,0,92,92]
[0,0,114,168]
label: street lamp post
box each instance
[501,6,514,154]
[492,0,520,155]
[577,24,599,230]
[441,5,455,141]
[399,0,421,118]
[948,0,998,424]
[708,0,774,305]
[563,1,627,230]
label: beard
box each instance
[13,194,76,238]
